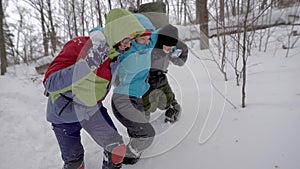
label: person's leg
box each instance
[161,83,182,123]
[82,106,125,169]
[112,94,155,164]
[52,122,85,169]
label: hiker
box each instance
[111,13,156,165]
[142,24,188,123]
[43,8,145,169]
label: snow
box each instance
[1,26,300,169]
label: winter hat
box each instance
[139,29,151,37]
[104,8,145,48]
[155,24,178,49]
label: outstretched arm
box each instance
[169,40,188,66]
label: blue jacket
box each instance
[113,41,152,98]
[113,14,158,98]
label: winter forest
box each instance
[1,0,300,106]
[0,0,300,168]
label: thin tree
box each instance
[108,0,112,10]
[219,0,227,81]
[15,4,24,60]
[0,0,7,75]
[26,0,49,56]
[46,0,57,54]
[241,0,251,108]
[71,0,78,37]
[183,0,187,25]
[118,0,123,8]
[96,0,103,27]
[137,0,141,8]
[80,0,85,36]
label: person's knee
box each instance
[130,123,155,138]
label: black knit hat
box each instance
[155,24,178,49]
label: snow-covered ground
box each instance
[0,25,300,169]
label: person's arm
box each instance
[169,40,188,66]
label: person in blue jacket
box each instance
[111,13,156,165]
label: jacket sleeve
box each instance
[45,60,111,107]
[169,40,188,66]
[45,60,91,93]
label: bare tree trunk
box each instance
[96,0,103,27]
[46,0,57,54]
[39,0,49,56]
[27,0,49,56]
[241,0,251,108]
[174,0,179,24]
[197,0,209,49]
[25,0,49,57]
[81,0,85,36]
[179,0,183,24]
[108,0,112,10]
[235,0,241,86]
[231,0,236,16]
[183,0,187,25]
[220,0,227,81]
[16,6,23,60]
[71,0,78,37]
[261,0,268,10]
[61,1,73,39]
[118,0,123,8]
[0,0,7,75]
[220,0,224,21]
[240,0,244,14]
[137,0,141,8]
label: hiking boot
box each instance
[165,103,181,123]
[102,143,126,169]
[122,144,142,165]
[62,158,84,169]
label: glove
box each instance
[86,28,109,69]
[170,49,182,58]
[86,43,109,69]
[165,103,181,123]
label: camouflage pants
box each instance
[142,83,177,114]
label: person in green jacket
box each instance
[43,8,145,169]
[143,24,188,123]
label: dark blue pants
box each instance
[52,106,122,164]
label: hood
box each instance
[134,13,156,31]
[104,8,145,48]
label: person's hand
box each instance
[86,43,109,69]
[170,49,182,58]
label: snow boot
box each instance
[122,144,142,165]
[165,102,181,123]
[62,158,84,169]
[102,143,126,169]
